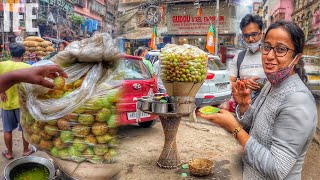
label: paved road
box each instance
[0,96,319,179]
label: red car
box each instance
[114,55,158,128]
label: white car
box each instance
[302,55,320,96]
[195,55,231,107]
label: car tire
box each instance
[138,120,157,128]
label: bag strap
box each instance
[237,50,247,79]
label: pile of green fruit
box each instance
[159,44,208,83]
[20,76,120,164]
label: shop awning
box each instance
[120,27,167,40]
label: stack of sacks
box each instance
[23,36,55,59]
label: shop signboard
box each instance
[40,0,73,14]
[167,4,233,35]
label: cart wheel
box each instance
[138,120,157,128]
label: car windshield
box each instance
[112,59,151,80]
[208,58,227,70]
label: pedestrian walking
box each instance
[0,43,36,160]
[27,47,37,65]
[153,60,165,93]
[135,47,156,78]
[59,42,67,51]
[199,21,317,180]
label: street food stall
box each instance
[136,44,209,169]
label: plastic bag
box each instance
[19,60,122,164]
[19,33,122,164]
[52,33,120,65]
[158,44,208,83]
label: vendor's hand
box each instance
[19,65,68,89]
[243,77,260,91]
[0,93,7,102]
[232,81,251,106]
[198,109,240,133]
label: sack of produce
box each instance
[39,42,48,48]
[25,36,44,42]
[23,41,39,47]
[19,34,121,164]
[46,46,55,52]
[35,46,46,51]
[35,51,46,56]
[158,44,208,97]
[44,40,53,46]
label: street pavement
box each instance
[0,100,319,179]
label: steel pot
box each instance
[4,156,56,180]
[137,99,151,111]
[152,102,168,114]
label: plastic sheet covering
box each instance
[52,33,120,65]
[158,44,208,83]
[21,61,102,121]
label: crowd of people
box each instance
[0,14,317,180]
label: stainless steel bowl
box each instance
[151,102,168,114]
[137,99,151,111]
[4,156,56,180]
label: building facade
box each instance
[292,0,319,56]
[262,0,293,31]
[117,0,166,54]
[73,0,118,37]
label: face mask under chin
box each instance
[265,56,297,85]
[245,39,262,53]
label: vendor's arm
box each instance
[0,65,67,93]
[243,91,317,180]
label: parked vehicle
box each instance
[195,55,232,107]
[302,55,320,96]
[113,55,158,128]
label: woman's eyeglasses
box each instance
[261,43,295,57]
